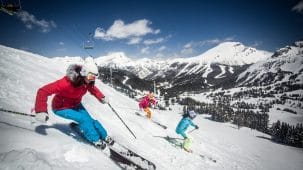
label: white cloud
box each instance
[16,11,56,33]
[59,42,64,45]
[169,53,183,59]
[292,1,303,13]
[184,42,192,49]
[143,37,165,45]
[143,34,171,45]
[181,47,194,55]
[201,39,220,45]
[199,37,235,46]
[141,47,150,54]
[158,45,166,51]
[155,53,165,58]
[94,19,159,41]
[94,28,107,39]
[251,41,263,47]
[56,48,66,52]
[154,29,161,34]
[181,42,194,55]
[224,37,235,41]
[127,37,142,45]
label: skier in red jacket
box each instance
[34,62,113,149]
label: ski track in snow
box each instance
[202,64,213,78]
[122,76,132,90]
[214,65,226,79]
[228,66,234,74]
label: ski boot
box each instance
[183,137,193,153]
[104,136,115,146]
[94,140,107,150]
[184,147,193,153]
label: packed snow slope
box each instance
[0,45,303,170]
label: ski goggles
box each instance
[86,72,98,81]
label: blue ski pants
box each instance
[53,103,107,143]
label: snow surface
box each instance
[0,45,303,170]
[214,65,226,79]
[228,66,234,74]
[193,42,272,65]
[237,41,303,85]
[202,64,213,78]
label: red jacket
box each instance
[35,76,104,113]
[139,96,157,109]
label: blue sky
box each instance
[0,0,303,58]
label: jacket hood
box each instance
[66,64,82,82]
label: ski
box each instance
[199,154,217,163]
[135,112,167,129]
[158,136,217,163]
[109,141,156,170]
[69,122,156,170]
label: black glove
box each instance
[195,125,199,129]
[101,96,109,104]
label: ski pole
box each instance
[0,108,36,117]
[188,128,197,134]
[107,103,137,139]
[116,106,138,111]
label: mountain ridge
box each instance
[95,41,272,79]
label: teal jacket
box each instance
[175,117,196,138]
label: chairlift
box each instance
[83,32,95,49]
[0,0,21,15]
[83,40,94,49]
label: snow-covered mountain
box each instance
[237,41,303,86]
[95,42,272,80]
[1,44,303,170]
[95,42,272,95]
[95,52,168,79]
[192,42,271,65]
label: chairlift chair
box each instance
[83,40,94,49]
[83,33,94,49]
[0,0,21,15]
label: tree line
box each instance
[271,121,303,148]
[179,91,303,148]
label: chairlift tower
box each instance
[153,80,156,96]
[110,64,117,87]
[110,67,113,87]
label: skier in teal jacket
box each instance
[175,110,199,152]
